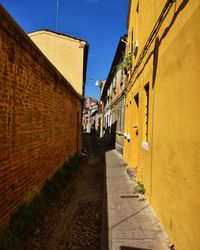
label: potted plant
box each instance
[118,53,133,74]
[135,181,145,200]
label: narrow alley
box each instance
[0,2,199,250]
[22,134,107,250]
[21,133,170,250]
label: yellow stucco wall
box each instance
[28,30,86,95]
[124,1,200,249]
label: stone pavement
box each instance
[105,149,170,250]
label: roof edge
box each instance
[28,28,88,44]
[0,4,82,101]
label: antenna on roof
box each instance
[56,0,59,32]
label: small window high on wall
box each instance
[136,0,139,13]
[144,83,149,142]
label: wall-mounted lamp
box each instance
[121,38,128,44]
[87,77,100,86]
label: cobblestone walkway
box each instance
[23,134,106,250]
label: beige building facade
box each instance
[28,29,88,96]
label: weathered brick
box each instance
[0,6,82,231]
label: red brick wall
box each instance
[0,5,82,230]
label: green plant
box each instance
[135,181,145,195]
[0,154,80,250]
[105,94,112,102]
[118,53,133,71]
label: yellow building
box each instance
[28,29,88,96]
[124,0,200,249]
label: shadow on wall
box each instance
[159,0,190,43]
[151,0,190,88]
[111,121,117,149]
[132,0,189,90]
[103,121,117,149]
[152,0,190,89]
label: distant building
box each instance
[28,29,88,96]
[82,97,100,135]
[100,35,127,153]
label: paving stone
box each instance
[106,149,170,250]
[23,134,105,250]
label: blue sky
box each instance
[0,0,129,99]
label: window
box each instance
[112,76,116,91]
[119,105,124,132]
[144,83,149,142]
[119,68,123,85]
[129,28,134,54]
[134,93,139,107]
[136,0,139,13]
[107,89,110,96]
[131,29,134,53]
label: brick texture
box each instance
[0,5,82,230]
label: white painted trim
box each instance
[142,141,149,151]
[126,134,131,140]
